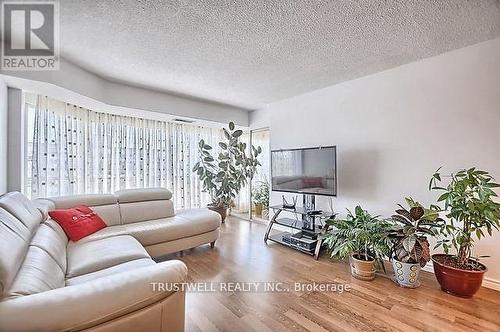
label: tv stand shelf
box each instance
[264,205,334,260]
[268,232,317,255]
[273,217,322,233]
[268,205,332,218]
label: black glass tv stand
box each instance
[264,202,334,260]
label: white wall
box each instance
[267,38,500,289]
[0,59,250,126]
[0,77,7,194]
[248,106,270,129]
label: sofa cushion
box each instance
[42,194,121,226]
[175,208,222,225]
[30,223,68,271]
[5,246,65,299]
[72,224,129,244]
[43,218,69,243]
[116,188,173,203]
[66,258,156,286]
[44,194,117,208]
[32,198,55,220]
[119,200,175,224]
[0,260,188,332]
[124,208,221,246]
[116,188,175,224]
[0,208,33,296]
[66,235,150,278]
[0,192,43,231]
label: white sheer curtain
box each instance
[25,94,225,209]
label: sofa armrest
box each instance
[0,260,187,332]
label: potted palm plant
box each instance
[388,197,443,288]
[252,179,269,218]
[325,206,392,281]
[429,167,500,297]
[193,122,261,222]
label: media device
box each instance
[282,232,318,252]
[272,146,337,237]
[271,146,337,197]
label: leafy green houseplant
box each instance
[193,122,261,221]
[252,179,269,217]
[325,206,392,281]
[429,167,500,297]
[388,197,443,288]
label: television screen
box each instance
[271,146,337,196]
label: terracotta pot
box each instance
[431,254,487,298]
[350,254,376,281]
[207,205,227,223]
[254,203,263,217]
[392,258,421,288]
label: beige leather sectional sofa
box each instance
[0,188,221,332]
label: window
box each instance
[23,93,225,209]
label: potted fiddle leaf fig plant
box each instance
[429,167,500,297]
[325,206,392,281]
[388,197,443,288]
[193,122,261,222]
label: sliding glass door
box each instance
[249,128,270,222]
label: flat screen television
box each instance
[271,146,337,196]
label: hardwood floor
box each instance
[161,216,500,332]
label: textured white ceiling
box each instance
[60,0,500,110]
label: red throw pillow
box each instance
[49,205,107,241]
[302,177,324,188]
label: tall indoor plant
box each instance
[388,197,442,288]
[429,167,500,297]
[325,206,392,281]
[193,122,261,221]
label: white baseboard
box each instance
[421,262,500,291]
[422,262,434,273]
[482,277,500,291]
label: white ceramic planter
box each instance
[392,258,421,288]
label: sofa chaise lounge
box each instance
[0,188,221,332]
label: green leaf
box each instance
[354,206,363,217]
[391,214,412,227]
[232,130,243,138]
[229,122,235,130]
[204,144,212,150]
[437,193,449,202]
